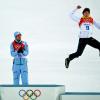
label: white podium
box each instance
[0,85,65,100]
[60,92,100,100]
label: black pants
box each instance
[69,37,100,61]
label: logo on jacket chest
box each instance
[13,41,25,51]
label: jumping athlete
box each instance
[65,5,100,68]
[10,32,29,85]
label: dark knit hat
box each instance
[82,8,90,14]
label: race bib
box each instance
[80,23,93,32]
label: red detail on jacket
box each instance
[12,40,25,51]
[79,17,94,26]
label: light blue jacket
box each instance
[10,41,29,65]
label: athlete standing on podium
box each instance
[10,32,29,85]
[65,5,100,68]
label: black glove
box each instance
[18,48,24,53]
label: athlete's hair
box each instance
[82,8,90,14]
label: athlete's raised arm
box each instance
[70,5,81,22]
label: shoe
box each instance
[65,58,70,68]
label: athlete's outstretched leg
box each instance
[88,37,100,55]
[65,38,87,68]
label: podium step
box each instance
[0,85,65,100]
[60,92,100,100]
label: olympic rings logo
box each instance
[19,89,41,100]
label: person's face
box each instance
[16,34,22,41]
[83,11,90,17]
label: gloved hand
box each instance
[77,5,82,9]
[18,47,24,53]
